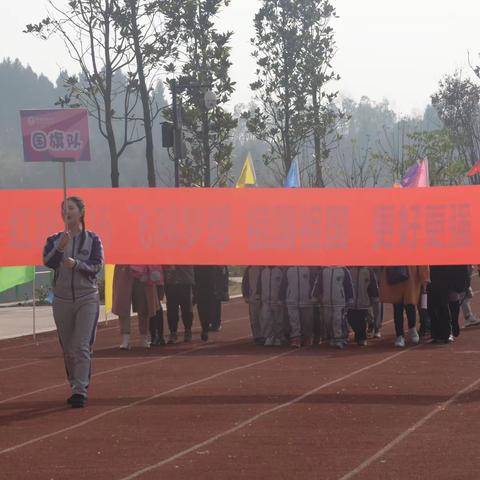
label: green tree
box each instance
[403,129,466,186]
[431,72,480,182]
[243,0,311,184]
[169,0,237,187]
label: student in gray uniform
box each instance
[242,266,263,345]
[281,266,317,348]
[43,196,104,408]
[259,266,285,346]
[347,267,379,346]
[312,266,354,349]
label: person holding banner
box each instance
[43,196,104,409]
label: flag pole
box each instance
[32,268,37,345]
[62,160,68,230]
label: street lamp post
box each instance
[202,90,218,187]
[170,79,217,187]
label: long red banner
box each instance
[0,187,478,266]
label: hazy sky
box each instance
[2,0,480,115]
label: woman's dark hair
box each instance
[63,196,87,250]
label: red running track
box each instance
[1,283,480,480]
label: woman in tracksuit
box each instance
[43,196,104,408]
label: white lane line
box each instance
[338,375,480,480]
[0,361,43,373]
[117,347,414,480]
[0,316,249,404]
[0,348,295,456]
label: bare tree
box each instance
[26,0,144,187]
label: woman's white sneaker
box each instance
[395,336,405,348]
[119,334,130,350]
[408,327,420,344]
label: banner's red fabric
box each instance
[0,187,478,266]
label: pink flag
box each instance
[20,108,91,162]
[400,159,429,188]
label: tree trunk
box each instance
[130,0,156,188]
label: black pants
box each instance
[149,304,164,341]
[165,285,193,333]
[418,307,431,335]
[197,295,222,333]
[429,296,451,341]
[393,303,416,337]
[449,300,460,337]
[347,309,368,342]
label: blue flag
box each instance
[284,159,301,188]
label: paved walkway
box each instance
[0,304,110,340]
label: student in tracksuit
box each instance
[259,266,285,346]
[281,266,317,348]
[312,266,354,349]
[43,196,104,408]
[241,266,264,345]
[347,267,379,346]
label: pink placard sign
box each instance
[20,108,91,162]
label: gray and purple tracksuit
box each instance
[241,266,263,342]
[281,267,317,341]
[259,266,285,343]
[347,267,379,343]
[43,231,104,398]
[312,267,354,344]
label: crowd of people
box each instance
[111,264,229,348]
[242,265,480,349]
[43,196,480,409]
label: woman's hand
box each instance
[58,231,71,251]
[63,257,76,269]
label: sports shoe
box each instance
[290,337,301,348]
[68,393,87,408]
[408,328,420,344]
[140,335,150,348]
[201,331,209,342]
[254,337,265,345]
[273,338,283,346]
[357,339,367,347]
[167,332,177,345]
[119,334,130,350]
[152,337,166,347]
[184,330,193,343]
[334,340,344,350]
[395,336,405,348]
[373,331,382,339]
[464,316,480,328]
[312,336,321,346]
[264,336,274,346]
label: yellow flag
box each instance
[104,264,115,314]
[235,153,257,188]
